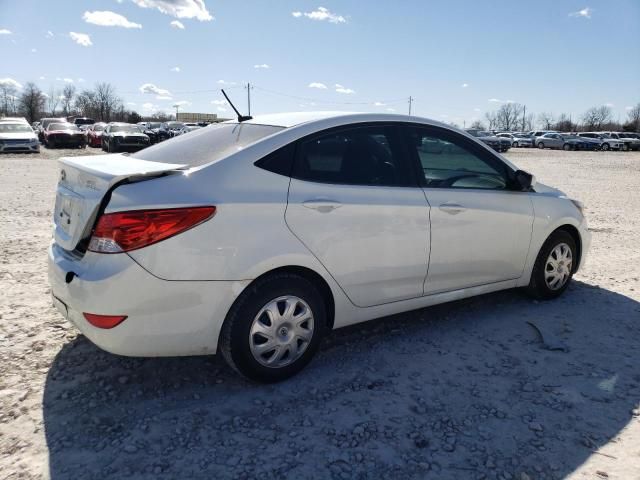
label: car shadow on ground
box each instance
[43,280,640,479]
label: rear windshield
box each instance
[132,123,284,166]
[0,123,33,133]
[75,118,94,125]
[110,125,139,133]
[49,123,79,131]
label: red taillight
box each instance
[83,313,128,329]
[88,206,216,253]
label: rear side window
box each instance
[132,123,284,166]
[255,144,295,176]
[292,125,414,187]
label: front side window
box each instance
[405,127,510,190]
[293,125,412,187]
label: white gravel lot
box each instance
[1,146,639,480]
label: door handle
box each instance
[439,202,466,215]
[302,200,342,213]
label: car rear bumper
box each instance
[48,242,249,356]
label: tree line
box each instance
[473,102,640,133]
[0,81,174,124]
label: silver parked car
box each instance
[497,132,533,148]
[602,132,640,151]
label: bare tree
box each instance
[537,112,555,130]
[18,83,45,124]
[470,120,485,130]
[522,113,535,131]
[581,105,613,130]
[0,82,18,116]
[625,103,640,131]
[46,86,60,116]
[61,84,76,116]
[94,82,122,122]
[494,103,525,131]
[484,111,498,130]
[553,113,575,132]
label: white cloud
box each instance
[142,102,158,111]
[0,29,11,35]
[156,95,173,100]
[604,102,614,107]
[0,78,22,89]
[42,92,49,98]
[83,11,142,28]
[78,78,85,83]
[308,82,327,89]
[473,108,481,112]
[39,76,46,80]
[170,66,181,72]
[46,31,54,38]
[385,108,396,112]
[461,83,469,88]
[170,20,185,29]
[139,83,171,96]
[373,102,385,106]
[625,106,634,111]
[335,84,355,94]
[127,102,137,106]
[253,63,270,69]
[31,48,37,53]
[173,100,190,107]
[217,106,227,112]
[291,7,346,24]
[63,78,74,83]
[217,79,237,86]
[132,0,213,21]
[569,7,592,19]
[488,98,502,103]
[69,32,92,47]
[211,99,227,105]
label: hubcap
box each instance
[249,295,314,368]
[544,243,573,290]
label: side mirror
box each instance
[514,170,535,191]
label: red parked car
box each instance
[43,122,86,149]
[86,122,106,148]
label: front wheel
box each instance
[513,142,519,148]
[526,230,577,300]
[601,143,610,151]
[563,143,571,151]
[537,142,545,149]
[219,273,327,382]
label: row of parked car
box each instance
[466,128,640,152]
[22,117,208,152]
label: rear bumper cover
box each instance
[48,243,248,356]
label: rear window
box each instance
[131,123,284,166]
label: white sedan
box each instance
[48,112,590,382]
[0,121,40,153]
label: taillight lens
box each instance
[88,206,216,253]
[83,313,128,329]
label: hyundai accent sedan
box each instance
[48,112,590,382]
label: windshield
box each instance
[514,133,529,138]
[75,118,94,125]
[148,122,162,128]
[49,123,78,131]
[618,133,638,139]
[0,123,33,133]
[478,131,493,137]
[132,123,284,166]
[562,134,579,139]
[109,125,140,133]
[93,124,105,132]
[600,133,612,139]
[167,122,184,130]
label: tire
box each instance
[563,143,571,151]
[601,143,610,151]
[513,142,518,148]
[526,230,577,300]
[537,142,545,149]
[219,272,327,383]
[48,139,55,149]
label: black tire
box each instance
[219,272,327,383]
[537,142,545,149]
[601,143,610,151]
[513,142,519,148]
[48,139,55,149]
[526,230,577,300]
[563,143,571,151]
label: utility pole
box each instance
[408,96,413,115]
[173,103,180,121]
[522,105,526,132]
[246,82,253,116]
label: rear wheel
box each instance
[220,272,327,382]
[537,142,545,149]
[601,143,610,151]
[513,141,519,148]
[526,230,576,300]
[563,143,571,151]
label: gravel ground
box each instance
[1,146,639,480]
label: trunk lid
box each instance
[53,154,187,251]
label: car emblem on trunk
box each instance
[60,169,66,182]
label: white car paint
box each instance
[0,122,40,153]
[48,112,590,358]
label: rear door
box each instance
[285,124,430,307]
[401,125,534,294]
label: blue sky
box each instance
[1,0,638,125]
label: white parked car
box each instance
[496,132,533,148]
[48,112,590,382]
[577,132,624,151]
[0,121,40,153]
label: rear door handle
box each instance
[439,202,466,215]
[302,200,342,213]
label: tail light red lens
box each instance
[88,206,216,253]
[83,313,128,329]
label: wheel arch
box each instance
[554,224,583,271]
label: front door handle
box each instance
[439,202,466,215]
[302,200,342,213]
